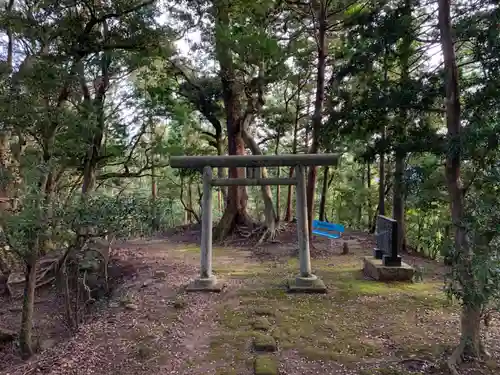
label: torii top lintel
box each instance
[169,154,339,169]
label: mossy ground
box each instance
[254,355,278,375]
[9,234,495,375]
[197,245,466,374]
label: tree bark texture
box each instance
[306,3,328,237]
[284,80,302,221]
[242,130,277,232]
[213,0,252,239]
[19,259,37,358]
[392,0,412,253]
[318,166,329,221]
[275,133,281,221]
[438,0,483,364]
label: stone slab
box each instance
[186,275,223,292]
[383,254,402,267]
[363,256,415,282]
[287,275,327,293]
[253,333,277,352]
[254,355,278,375]
[252,316,272,331]
[373,248,384,259]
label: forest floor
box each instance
[1,224,499,375]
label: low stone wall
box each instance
[363,256,415,282]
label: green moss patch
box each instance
[252,316,272,331]
[253,333,277,352]
[254,355,278,375]
[193,247,460,372]
[254,306,276,317]
[179,245,227,255]
[216,368,239,375]
[209,331,254,359]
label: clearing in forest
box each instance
[1,229,499,375]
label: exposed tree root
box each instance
[256,228,274,245]
[479,341,491,359]
[215,208,254,241]
[7,259,59,293]
[235,224,263,239]
[447,337,489,375]
[35,276,56,289]
[447,339,466,375]
[223,221,287,246]
[256,223,286,245]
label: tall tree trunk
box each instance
[438,0,482,367]
[151,159,159,231]
[19,258,36,358]
[276,167,281,221]
[358,164,365,228]
[80,21,111,195]
[284,77,302,221]
[304,124,310,149]
[284,167,295,221]
[318,166,329,221]
[275,133,281,221]
[216,135,226,208]
[393,0,411,253]
[187,179,193,224]
[306,2,328,237]
[218,186,222,212]
[18,163,56,358]
[242,130,277,232]
[367,162,373,231]
[150,122,159,231]
[0,0,23,297]
[213,1,252,240]
[215,129,251,239]
[379,45,389,218]
[284,167,294,221]
[393,152,406,250]
[378,142,386,217]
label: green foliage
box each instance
[444,163,500,311]
[1,0,500,361]
[60,195,150,237]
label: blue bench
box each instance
[312,220,344,239]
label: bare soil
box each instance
[0,225,498,375]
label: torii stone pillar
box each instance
[186,166,221,292]
[287,165,326,292]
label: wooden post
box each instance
[187,166,221,292]
[295,165,311,277]
[287,165,326,293]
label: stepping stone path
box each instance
[254,355,278,375]
[249,308,279,375]
[252,316,272,331]
[253,333,277,352]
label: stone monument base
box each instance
[287,274,327,293]
[186,275,223,292]
[363,256,415,282]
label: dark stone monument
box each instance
[373,215,402,267]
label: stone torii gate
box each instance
[170,154,339,293]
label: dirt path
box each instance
[2,239,254,375]
[2,231,498,375]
